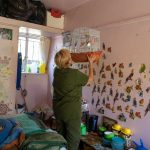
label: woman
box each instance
[53,49,95,150]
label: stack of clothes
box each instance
[0,118,25,150]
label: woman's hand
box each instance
[87,54,97,64]
[86,54,95,85]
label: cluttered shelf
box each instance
[39,113,144,150]
[0,16,63,37]
[80,114,136,150]
[80,132,112,150]
[79,132,137,150]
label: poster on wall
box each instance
[0,28,13,40]
[0,41,15,115]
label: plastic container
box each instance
[26,65,31,73]
[80,123,87,136]
[112,124,122,131]
[39,63,46,74]
[121,128,132,136]
[99,126,107,132]
[86,115,98,132]
[46,11,64,29]
[104,131,115,140]
[112,124,122,136]
[111,137,125,150]
[102,138,111,147]
[98,126,106,137]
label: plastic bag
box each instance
[5,0,35,21]
[5,0,46,25]
[28,0,46,25]
[0,0,7,16]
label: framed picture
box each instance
[0,28,13,40]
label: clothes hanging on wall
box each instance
[16,53,22,90]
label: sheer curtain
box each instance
[40,37,51,72]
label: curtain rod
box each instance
[94,14,150,30]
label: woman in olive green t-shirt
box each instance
[53,49,95,150]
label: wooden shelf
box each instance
[0,16,64,37]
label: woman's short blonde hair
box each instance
[55,49,72,69]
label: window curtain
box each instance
[40,37,51,72]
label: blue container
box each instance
[102,138,111,147]
[111,137,125,150]
[86,115,98,132]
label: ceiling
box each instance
[42,0,91,13]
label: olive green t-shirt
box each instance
[53,67,88,120]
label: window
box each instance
[18,27,42,73]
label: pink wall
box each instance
[65,0,150,31]
[16,73,50,112]
[64,0,150,148]
[16,36,63,113]
[48,36,63,107]
[92,21,150,148]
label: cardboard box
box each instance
[46,11,64,29]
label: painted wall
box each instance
[89,21,150,148]
[65,0,150,31]
[48,36,63,107]
[16,73,49,112]
[64,0,150,148]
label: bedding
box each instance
[0,118,25,150]
[0,113,67,150]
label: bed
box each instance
[0,113,67,150]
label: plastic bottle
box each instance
[26,65,31,73]
[39,63,46,74]
[80,123,87,136]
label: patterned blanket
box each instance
[0,113,67,150]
